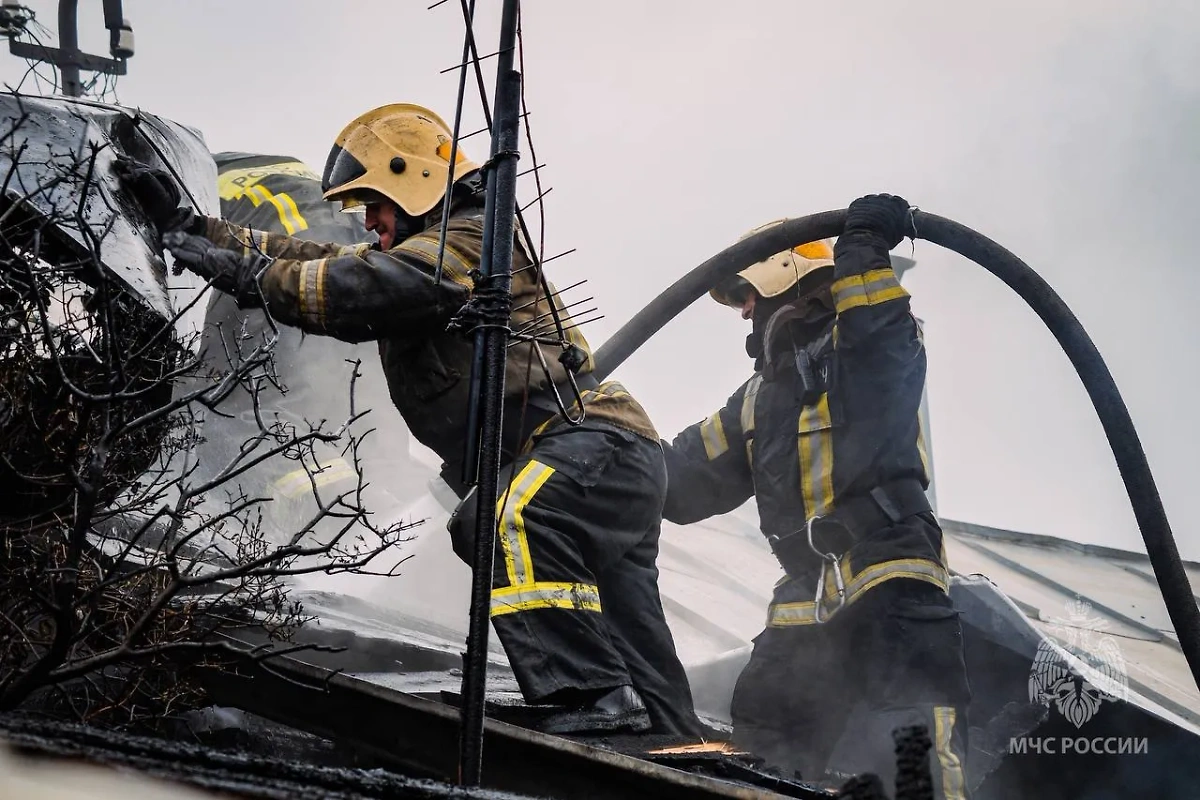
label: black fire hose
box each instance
[592,208,1200,693]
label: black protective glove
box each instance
[164,230,270,310]
[843,193,915,250]
[112,158,197,236]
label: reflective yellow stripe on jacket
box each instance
[797,393,835,518]
[766,557,949,627]
[399,233,475,289]
[741,375,762,466]
[245,184,309,235]
[272,457,357,500]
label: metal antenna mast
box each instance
[1,0,133,97]
[457,0,522,786]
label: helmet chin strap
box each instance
[394,207,424,241]
[359,169,488,250]
[410,171,487,239]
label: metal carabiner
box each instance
[807,515,846,624]
[531,340,587,425]
[813,554,846,623]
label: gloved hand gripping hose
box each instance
[593,209,1200,693]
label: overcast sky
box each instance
[5,0,1198,557]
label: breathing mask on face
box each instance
[755,283,837,407]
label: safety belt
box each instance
[768,478,933,576]
[835,479,933,540]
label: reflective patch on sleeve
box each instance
[831,268,909,314]
[315,258,328,328]
[299,261,310,318]
[397,234,475,289]
[299,258,328,329]
[235,228,257,259]
[700,412,729,460]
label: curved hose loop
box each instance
[592,208,1200,692]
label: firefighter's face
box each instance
[364,201,400,250]
[735,291,757,321]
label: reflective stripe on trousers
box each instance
[766,557,950,627]
[491,582,602,617]
[489,458,604,618]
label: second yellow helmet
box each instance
[710,219,835,307]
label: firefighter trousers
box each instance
[451,421,700,736]
[732,577,971,798]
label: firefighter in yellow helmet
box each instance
[661,199,970,795]
[114,103,699,736]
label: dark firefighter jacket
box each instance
[205,154,378,429]
[662,237,948,627]
[196,204,658,476]
[199,154,397,504]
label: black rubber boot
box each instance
[539,686,652,735]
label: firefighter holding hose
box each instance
[662,195,970,795]
[115,103,699,737]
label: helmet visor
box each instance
[712,276,755,308]
[321,143,368,196]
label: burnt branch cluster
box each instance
[0,98,417,728]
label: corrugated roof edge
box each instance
[940,518,1200,569]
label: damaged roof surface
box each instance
[280,453,1200,730]
[942,517,1200,727]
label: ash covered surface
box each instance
[0,712,546,800]
[564,732,833,799]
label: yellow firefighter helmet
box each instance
[321,103,481,218]
[710,219,836,307]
